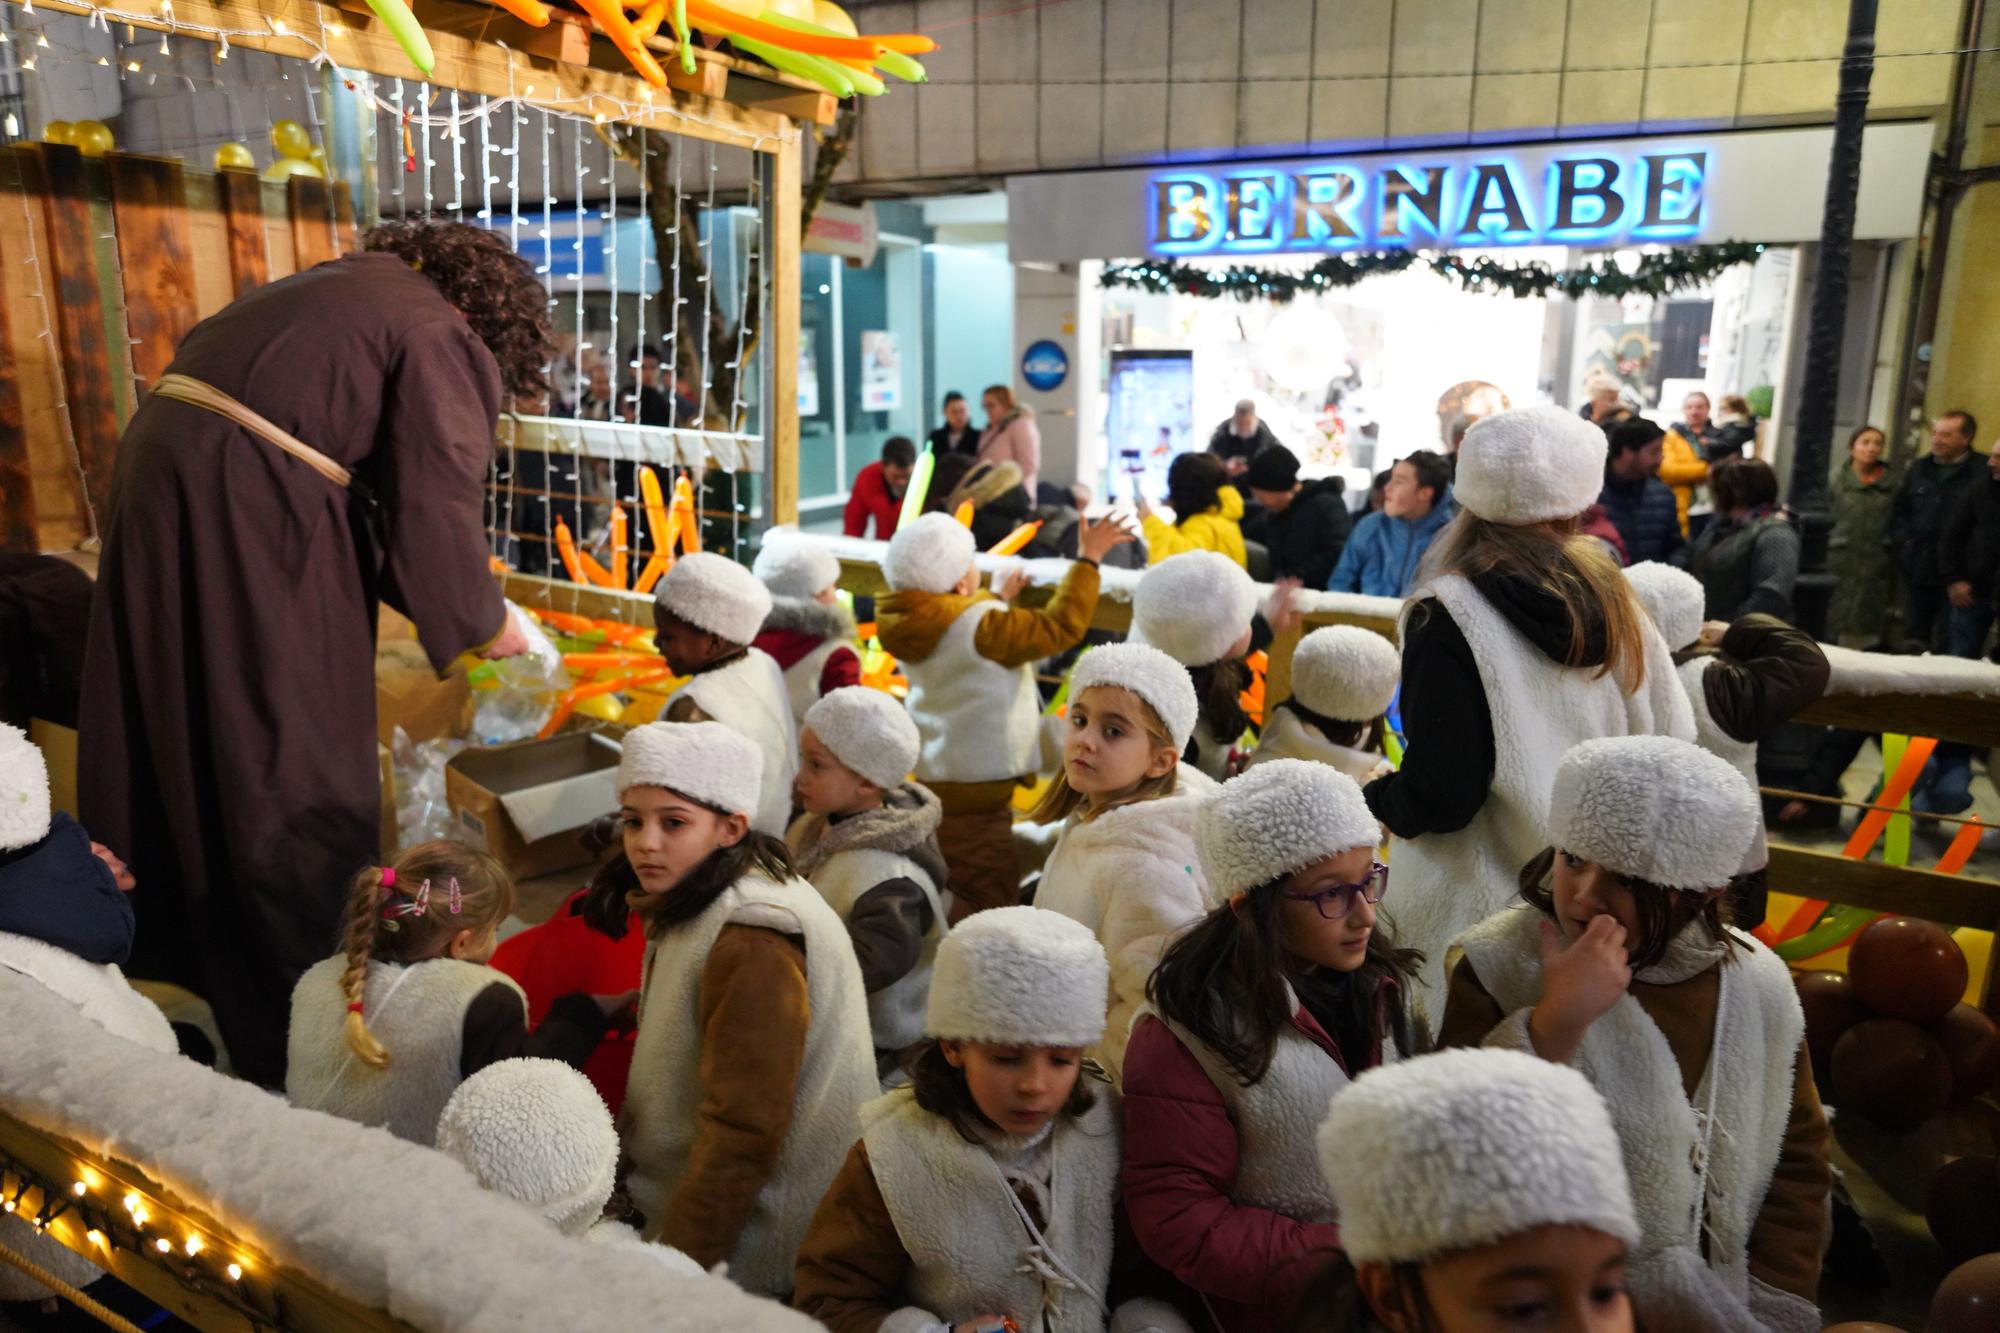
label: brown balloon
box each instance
[1830,1018,1954,1131]
[1938,1004,2000,1101]
[1850,917,1969,1024]
[1795,969,1869,1090]
[1930,1156,2000,1265]
[1932,1252,2000,1332]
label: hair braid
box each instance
[339,867,391,1070]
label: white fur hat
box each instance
[1453,405,1609,526]
[926,906,1109,1048]
[617,721,764,818]
[753,527,841,601]
[0,723,50,853]
[1195,759,1379,905]
[1548,735,1760,891]
[654,551,772,646]
[884,512,976,594]
[1317,1048,1639,1265]
[803,686,920,790]
[1132,552,1259,667]
[1290,626,1401,722]
[1069,642,1199,754]
[434,1059,619,1237]
[1624,561,1705,652]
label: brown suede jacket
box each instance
[875,560,1101,670]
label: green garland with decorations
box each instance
[1099,242,1766,304]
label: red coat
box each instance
[842,462,903,540]
[489,890,645,1115]
[1120,1005,1363,1333]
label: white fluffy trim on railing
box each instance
[0,972,812,1333]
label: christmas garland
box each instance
[1099,242,1766,304]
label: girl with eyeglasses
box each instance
[1120,760,1422,1333]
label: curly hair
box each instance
[362,219,554,399]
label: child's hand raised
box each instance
[995,568,1030,602]
[1078,511,1137,563]
[1527,914,1631,1064]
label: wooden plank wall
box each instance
[0,159,354,552]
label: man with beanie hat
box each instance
[876,510,1134,921]
[654,552,799,836]
[1241,445,1352,591]
[752,527,862,721]
[789,687,949,1075]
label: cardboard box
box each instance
[377,637,474,748]
[444,733,622,880]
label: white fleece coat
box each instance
[1456,907,1815,1333]
[0,932,176,1301]
[669,649,801,836]
[1243,708,1384,784]
[903,602,1046,784]
[286,955,521,1147]
[1393,574,1695,1004]
[621,874,877,1296]
[1680,657,1769,876]
[765,598,858,722]
[1035,767,1218,1083]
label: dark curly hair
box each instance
[362,219,554,399]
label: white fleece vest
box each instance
[805,843,945,1054]
[670,649,800,836]
[1680,656,1768,875]
[0,933,177,1302]
[782,637,849,722]
[1457,907,1803,1302]
[1036,767,1218,1084]
[860,1087,1119,1332]
[1393,575,1695,1004]
[285,955,520,1146]
[1245,709,1382,784]
[903,601,1045,784]
[621,874,876,1295]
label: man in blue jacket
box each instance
[1597,419,1684,565]
[1327,450,1454,597]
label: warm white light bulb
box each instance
[226,1263,243,1281]
[184,1235,202,1256]
[122,1194,138,1213]
[154,1238,171,1254]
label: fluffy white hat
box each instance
[1132,552,1259,667]
[884,512,976,594]
[1290,626,1401,722]
[1069,642,1199,754]
[0,724,50,853]
[1623,561,1705,652]
[803,686,920,790]
[1548,734,1760,891]
[753,527,841,601]
[1195,758,1379,905]
[617,721,764,818]
[654,551,772,646]
[1317,1048,1639,1266]
[435,1059,619,1237]
[1453,405,1609,526]
[926,906,1109,1048]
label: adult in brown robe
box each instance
[78,223,552,1084]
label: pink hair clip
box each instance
[447,877,462,915]
[413,879,432,914]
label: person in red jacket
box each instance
[842,436,916,539]
[1122,760,1420,1332]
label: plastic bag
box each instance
[467,602,572,746]
[391,725,466,850]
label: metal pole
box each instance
[1787,0,1879,640]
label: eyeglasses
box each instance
[1280,862,1389,921]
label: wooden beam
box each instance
[216,167,268,297]
[107,154,199,393]
[0,253,31,550]
[1794,690,2000,751]
[1766,842,2000,932]
[288,174,341,270]
[0,149,86,549]
[766,134,800,526]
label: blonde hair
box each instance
[1028,685,1181,825]
[338,841,516,1070]
[1415,512,1652,694]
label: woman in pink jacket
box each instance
[978,383,1042,496]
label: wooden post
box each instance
[217,168,268,297]
[766,133,801,527]
[107,153,199,393]
[0,257,31,550]
[288,175,341,270]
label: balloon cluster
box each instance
[42,119,114,157]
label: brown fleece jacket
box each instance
[876,561,1102,670]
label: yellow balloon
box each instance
[573,693,626,723]
[71,121,113,158]
[261,155,326,182]
[269,119,313,161]
[43,121,72,145]
[309,146,328,168]
[811,0,856,35]
[214,141,255,171]
[760,0,815,20]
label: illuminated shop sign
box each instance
[1148,152,1707,255]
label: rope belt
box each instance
[151,373,353,490]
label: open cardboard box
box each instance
[444,732,622,880]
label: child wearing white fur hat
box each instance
[602,721,877,1297]
[1121,760,1418,1333]
[1621,562,1829,929]
[1245,625,1401,783]
[1031,643,1217,1083]
[1437,735,1828,1333]
[877,509,1135,921]
[788,686,949,1077]
[1300,1048,1640,1333]
[753,526,862,722]
[653,550,800,836]
[793,906,1192,1333]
